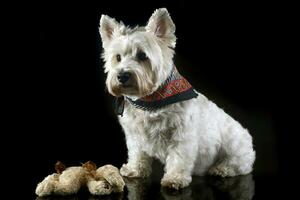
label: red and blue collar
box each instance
[115,66,198,115]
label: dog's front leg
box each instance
[161,141,197,189]
[120,133,152,178]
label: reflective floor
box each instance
[35,174,256,200]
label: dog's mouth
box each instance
[109,82,139,97]
[119,83,133,88]
[108,72,154,98]
[120,84,139,94]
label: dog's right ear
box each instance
[99,15,120,48]
[146,8,176,48]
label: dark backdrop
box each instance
[12,1,294,199]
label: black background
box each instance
[9,0,295,199]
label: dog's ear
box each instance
[99,15,120,48]
[146,8,176,47]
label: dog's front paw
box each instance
[120,164,140,178]
[120,163,151,178]
[35,174,58,196]
[161,173,191,190]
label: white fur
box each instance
[99,8,255,189]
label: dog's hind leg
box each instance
[208,151,255,177]
[208,124,255,177]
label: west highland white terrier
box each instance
[99,8,255,189]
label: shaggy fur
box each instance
[99,8,255,189]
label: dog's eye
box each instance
[116,54,121,62]
[136,51,147,61]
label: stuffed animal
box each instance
[36,161,125,196]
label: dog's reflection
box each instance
[125,174,255,200]
[122,177,152,200]
[206,174,255,200]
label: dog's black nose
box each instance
[117,72,131,84]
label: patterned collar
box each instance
[114,66,198,116]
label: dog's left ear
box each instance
[99,15,120,48]
[146,8,176,47]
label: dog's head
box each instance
[99,8,176,98]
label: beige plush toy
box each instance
[36,161,125,196]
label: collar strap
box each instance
[114,66,198,115]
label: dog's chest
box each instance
[122,107,181,161]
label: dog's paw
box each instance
[208,165,235,177]
[120,164,140,178]
[87,180,113,195]
[35,174,58,196]
[120,163,151,178]
[161,173,191,190]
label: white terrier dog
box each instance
[99,8,255,189]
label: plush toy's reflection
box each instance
[36,174,254,200]
[36,193,124,200]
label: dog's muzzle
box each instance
[117,72,131,85]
